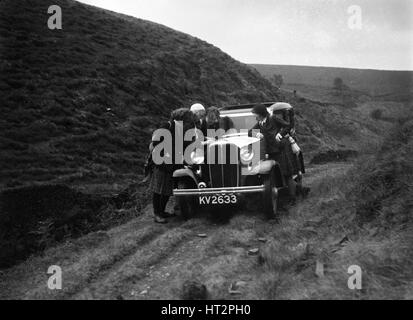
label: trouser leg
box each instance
[287,176,297,200]
[153,193,162,216]
[153,193,168,223]
[160,195,170,213]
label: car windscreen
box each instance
[222,112,257,132]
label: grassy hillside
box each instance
[251,64,413,97]
[250,113,413,299]
[0,0,280,191]
[309,114,413,299]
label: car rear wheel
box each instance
[177,180,198,220]
[262,170,278,218]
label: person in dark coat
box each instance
[249,104,298,203]
[272,108,310,198]
[149,108,194,223]
[205,106,234,133]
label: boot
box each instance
[287,196,297,207]
[161,211,177,218]
[300,186,311,198]
[154,215,168,224]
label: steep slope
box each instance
[0,0,279,191]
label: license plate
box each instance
[199,194,237,205]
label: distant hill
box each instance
[0,0,279,191]
[251,64,413,97]
[251,64,412,162]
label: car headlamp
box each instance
[190,149,204,165]
[240,146,254,163]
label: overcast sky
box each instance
[78,0,413,71]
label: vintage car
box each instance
[172,102,303,219]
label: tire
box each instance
[177,180,198,220]
[262,170,278,218]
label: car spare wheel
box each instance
[177,180,198,220]
[262,170,278,218]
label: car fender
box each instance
[173,168,198,185]
[244,160,283,187]
[243,160,275,176]
[257,160,276,175]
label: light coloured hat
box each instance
[190,103,205,112]
[268,102,293,114]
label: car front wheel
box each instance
[177,180,198,220]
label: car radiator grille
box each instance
[207,143,240,188]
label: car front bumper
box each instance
[173,185,265,196]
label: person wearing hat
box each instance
[249,104,298,205]
[190,103,207,137]
[149,108,195,223]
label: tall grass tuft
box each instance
[352,116,413,226]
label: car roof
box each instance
[219,102,293,116]
[219,102,276,112]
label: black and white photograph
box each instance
[0,0,412,303]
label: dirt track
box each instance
[0,163,353,300]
